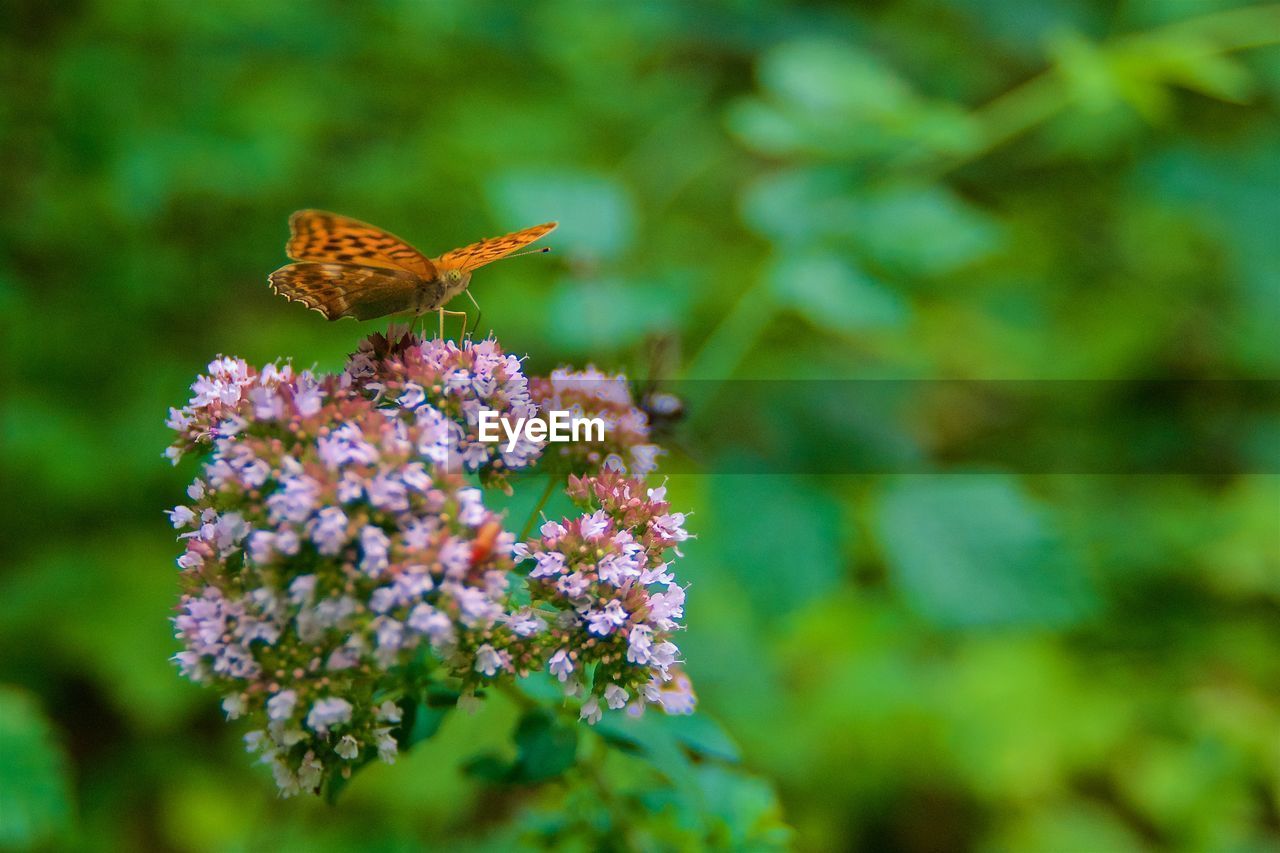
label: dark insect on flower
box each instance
[529,368,661,477]
[639,389,685,433]
[635,333,686,440]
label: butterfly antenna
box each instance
[501,246,552,261]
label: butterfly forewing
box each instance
[286,210,438,279]
[268,263,420,321]
[434,221,557,273]
[269,212,556,322]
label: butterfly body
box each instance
[431,268,473,313]
[269,211,554,322]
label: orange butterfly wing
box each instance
[433,222,558,273]
[270,213,555,321]
[285,210,438,278]
[268,263,422,321]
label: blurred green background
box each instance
[2,1,1279,850]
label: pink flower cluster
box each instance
[166,332,693,797]
[517,469,694,723]
[350,332,543,488]
[530,367,661,477]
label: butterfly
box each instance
[268,210,557,334]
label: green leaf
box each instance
[740,167,862,245]
[742,174,1003,277]
[593,713,696,786]
[1121,34,1254,105]
[597,711,741,766]
[723,98,812,158]
[396,699,451,751]
[594,723,647,756]
[770,251,909,333]
[594,713,771,839]
[462,753,514,784]
[326,691,455,804]
[695,765,793,851]
[0,687,74,848]
[464,710,580,786]
[758,39,914,116]
[875,475,1099,628]
[509,710,579,784]
[849,185,1004,277]
[424,685,462,709]
[730,38,981,162]
[662,713,742,764]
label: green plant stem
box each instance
[677,276,775,419]
[907,72,1064,180]
[519,476,559,541]
[1141,3,1280,52]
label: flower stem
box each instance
[519,476,559,541]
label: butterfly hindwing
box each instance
[434,221,557,273]
[286,210,438,279]
[268,262,419,321]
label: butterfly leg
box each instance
[445,310,469,343]
[464,290,483,342]
[437,308,469,344]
